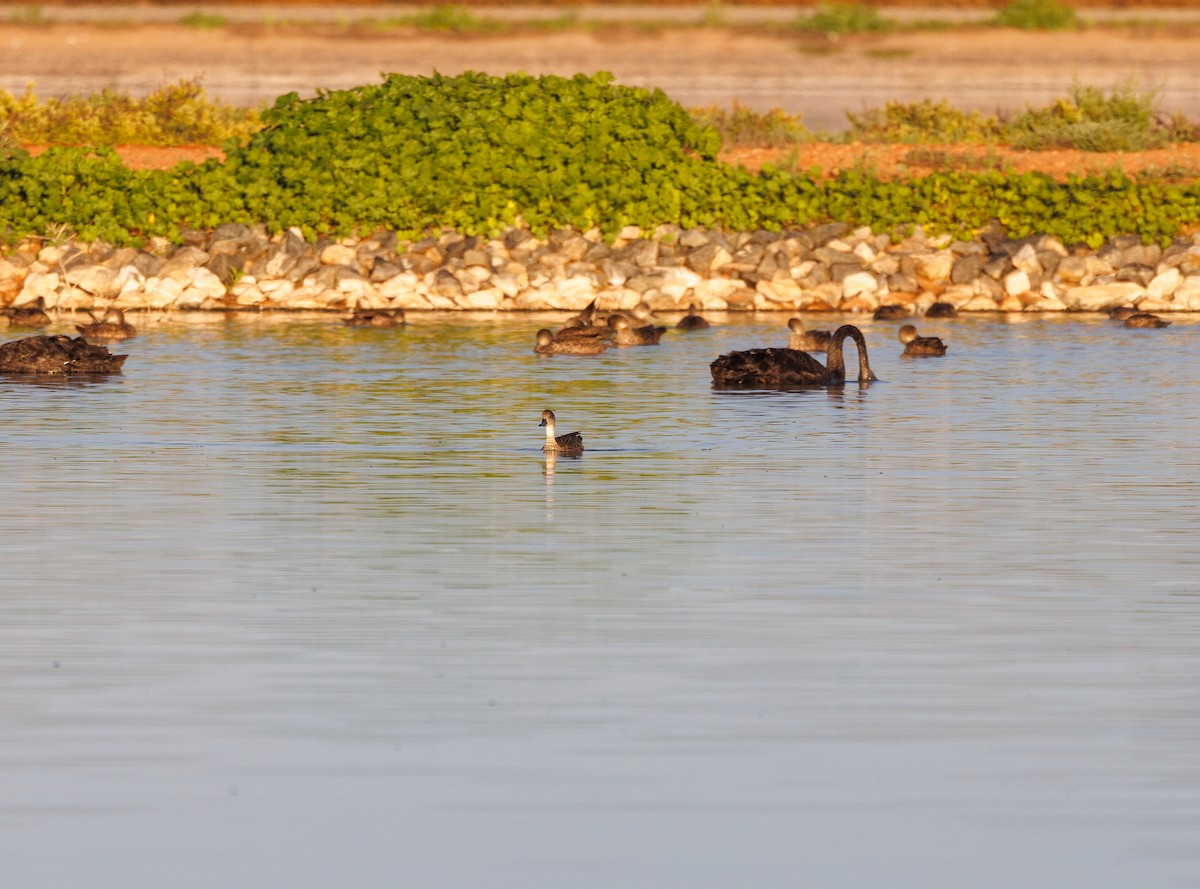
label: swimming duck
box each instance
[925,301,958,319]
[0,334,127,374]
[3,297,52,328]
[1108,306,1138,321]
[76,308,137,342]
[540,409,584,456]
[874,304,910,320]
[899,324,948,356]
[710,324,876,388]
[1123,312,1170,328]
[608,315,666,346]
[786,317,831,352]
[675,303,710,331]
[345,308,405,328]
[534,329,608,356]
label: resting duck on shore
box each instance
[3,297,52,328]
[76,308,137,342]
[0,334,128,374]
[540,409,584,456]
[925,302,958,319]
[899,324,948,356]
[1123,312,1170,328]
[710,324,876,388]
[534,328,608,356]
[345,308,405,328]
[787,318,831,352]
[1108,306,1138,321]
[609,315,666,346]
[874,304,910,320]
[675,303,710,331]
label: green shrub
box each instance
[1006,80,1165,151]
[199,71,733,238]
[992,0,1078,31]
[690,103,809,148]
[795,3,893,36]
[0,79,260,145]
[845,99,1004,144]
[178,12,228,30]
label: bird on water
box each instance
[710,324,876,388]
[786,317,831,352]
[540,409,584,456]
[898,324,948,356]
[0,334,127,374]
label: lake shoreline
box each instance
[5,222,1200,320]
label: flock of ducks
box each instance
[0,303,137,374]
[535,295,1175,454]
[0,290,1175,457]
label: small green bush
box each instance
[0,80,260,145]
[846,99,1004,144]
[690,103,809,148]
[992,0,1078,31]
[795,3,893,36]
[1006,80,1165,151]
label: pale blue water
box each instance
[2,311,1198,888]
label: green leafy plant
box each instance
[1,73,1200,249]
[992,0,1078,31]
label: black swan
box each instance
[0,334,128,374]
[710,324,876,388]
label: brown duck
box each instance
[76,308,137,342]
[711,324,877,388]
[534,328,608,356]
[899,324,948,356]
[609,315,666,346]
[345,308,405,328]
[0,334,127,374]
[874,304,910,320]
[925,302,958,319]
[540,409,584,456]
[675,303,710,331]
[3,297,52,328]
[787,317,831,352]
[1123,312,1170,328]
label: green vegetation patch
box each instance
[1,72,1199,249]
[0,80,261,146]
[992,0,1079,31]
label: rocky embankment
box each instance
[4,222,1200,317]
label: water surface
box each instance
[2,311,1198,888]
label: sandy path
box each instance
[3,21,1200,131]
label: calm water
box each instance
[2,311,1198,888]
